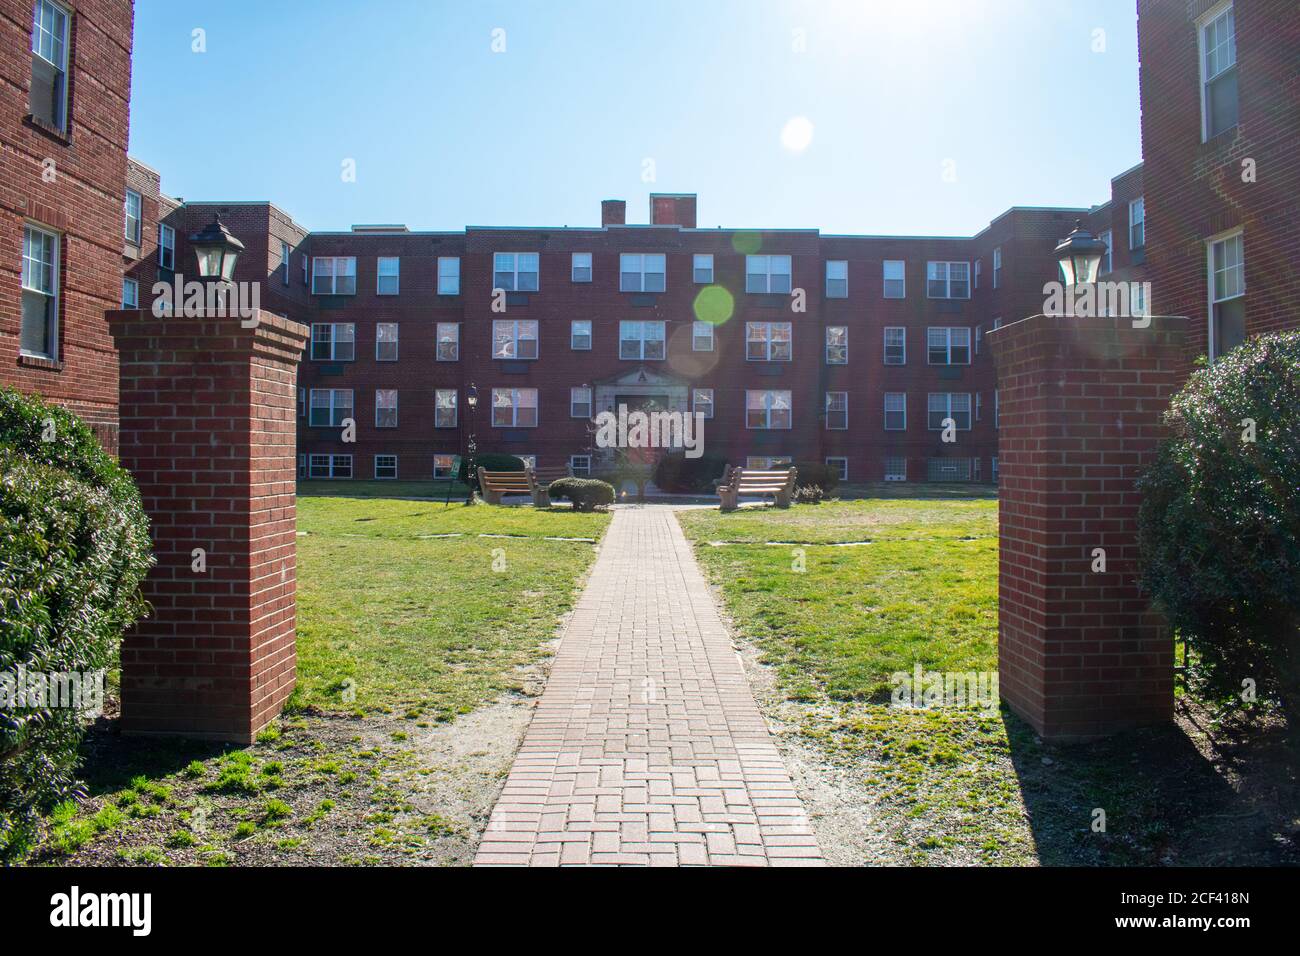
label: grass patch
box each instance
[297,479,470,500]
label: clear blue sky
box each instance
[129,0,1143,235]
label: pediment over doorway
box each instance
[592,365,689,389]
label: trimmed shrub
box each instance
[548,478,615,513]
[793,461,839,492]
[458,453,525,488]
[1136,332,1300,719]
[793,484,828,505]
[0,389,153,861]
[652,452,728,494]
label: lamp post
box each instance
[1054,219,1108,290]
[189,215,245,315]
[464,383,479,504]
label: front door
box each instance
[614,393,671,468]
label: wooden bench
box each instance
[717,465,797,512]
[528,465,570,508]
[477,467,539,506]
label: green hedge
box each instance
[547,478,615,513]
[1137,332,1300,717]
[652,453,728,493]
[0,389,152,860]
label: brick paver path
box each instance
[475,507,823,866]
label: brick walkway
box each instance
[475,507,823,866]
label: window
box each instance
[434,454,457,479]
[975,324,984,355]
[312,256,357,295]
[493,252,539,292]
[991,457,999,482]
[745,255,791,294]
[693,254,714,284]
[491,388,538,427]
[1208,230,1245,361]
[1099,230,1112,274]
[974,258,981,290]
[883,260,906,298]
[375,390,398,428]
[374,455,398,480]
[311,323,355,361]
[570,387,592,418]
[302,254,308,286]
[927,327,971,365]
[926,261,970,299]
[746,322,792,361]
[571,252,592,283]
[976,392,983,421]
[746,390,792,429]
[122,277,138,308]
[884,457,906,482]
[29,0,69,131]
[570,455,592,477]
[1200,4,1238,140]
[309,388,353,427]
[883,327,906,365]
[927,458,973,482]
[825,392,848,430]
[435,389,458,428]
[124,190,142,245]
[825,326,847,365]
[928,393,971,430]
[376,323,398,361]
[298,454,306,479]
[570,319,592,350]
[309,454,352,479]
[1129,198,1145,250]
[619,253,666,292]
[377,257,399,295]
[884,392,907,431]
[437,257,460,295]
[992,247,1002,288]
[826,457,848,482]
[994,391,1000,429]
[158,224,175,271]
[619,320,666,359]
[298,387,306,418]
[436,323,459,361]
[20,224,59,359]
[692,388,714,419]
[493,319,538,359]
[693,321,714,352]
[825,260,847,298]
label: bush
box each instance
[0,389,153,860]
[793,461,839,492]
[1136,332,1300,719]
[458,453,525,488]
[652,453,728,494]
[793,484,828,505]
[548,478,615,513]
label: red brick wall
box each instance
[0,0,133,450]
[1139,0,1300,368]
[987,313,1185,740]
[108,309,308,743]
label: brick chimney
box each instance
[601,199,626,226]
[649,194,697,228]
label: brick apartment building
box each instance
[0,0,132,450]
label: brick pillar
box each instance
[107,310,308,743]
[985,313,1186,741]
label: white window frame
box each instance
[437,256,460,295]
[436,323,459,361]
[884,457,906,482]
[376,322,399,361]
[1098,230,1112,274]
[745,254,792,294]
[991,456,999,482]
[883,259,906,299]
[926,261,971,299]
[693,254,714,284]
[1129,198,1145,251]
[122,277,138,308]
[1197,2,1238,142]
[692,321,714,352]
[825,391,848,430]
[280,240,291,286]
[825,326,848,365]
[745,321,793,362]
[570,319,592,351]
[298,453,306,479]
[298,387,306,419]
[927,393,972,431]
[994,391,1000,429]
[571,252,592,283]
[492,319,539,360]
[826,457,848,482]
[825,260,848,298]
[570,386,593,419]
[158,223,175,271]
[374,389,398,428]
[30,0,69,131]
[373,455,398,480]
[570,455,592,477]
[311,322,355,362]
[312,256,357,295]
[20,223,59,360]
[926,327,972,365]
[124,190,142,245]
[491,387,539,428]
[745,390,793,430]
[619,253,666,292]
[692,388,714,419]
[974,258,981,289]
[309,454,352,479]
[493,252,539,292]
[883,327,906,365]
[992,247,1002,288]
[309,388,353,428]
[376,256,400,295]
[619,320,666,360]
[435,389,458,428]
[883,392,907,431]
[1206,227,1245,363]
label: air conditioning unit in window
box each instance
[884,474,906,482]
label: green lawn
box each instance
[297,479,470,500]
[295,497,610,719]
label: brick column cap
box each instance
[985,313,1188,371]
[107,309,309,364]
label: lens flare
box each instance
[693,285,735,326]
[780,116,814,152]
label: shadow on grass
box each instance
[1004,702,1300,865]
[74,715,240,797]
